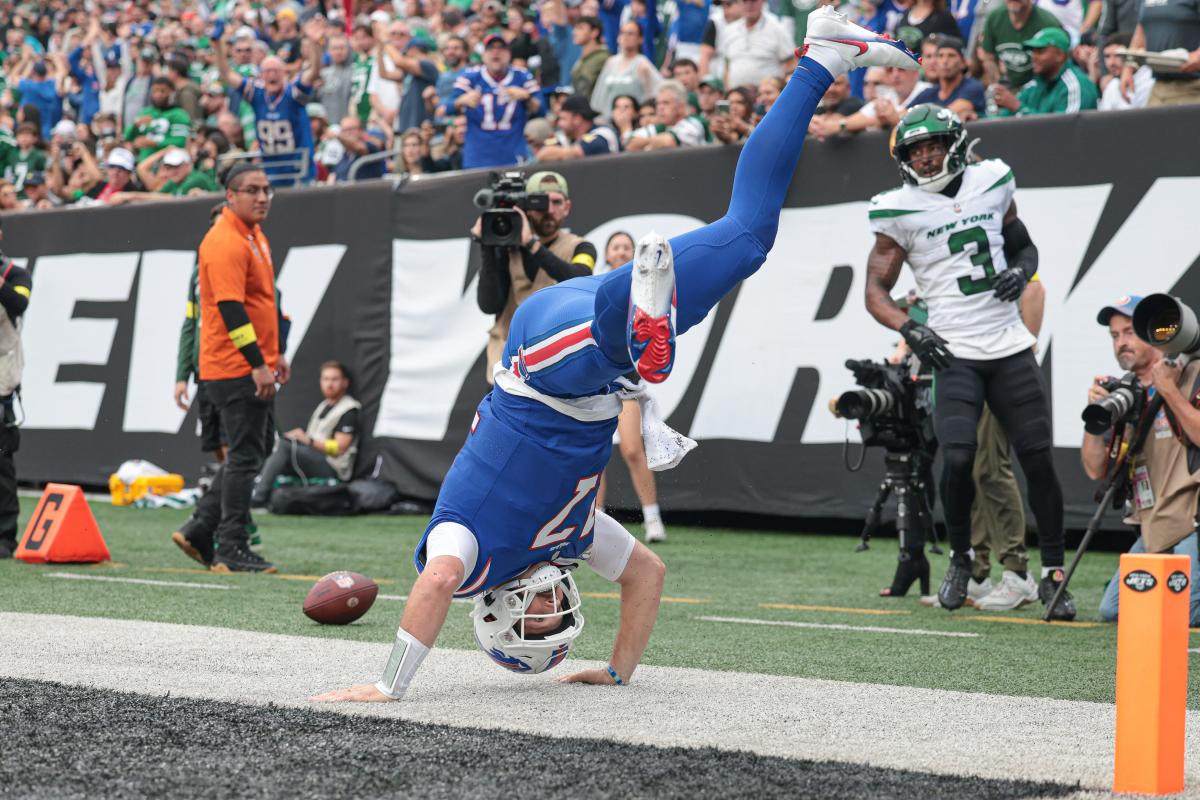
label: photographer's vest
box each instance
[0,304,23,397]
[304,394,362,481]
[485,231,586,385]
[1124,360,1200,552]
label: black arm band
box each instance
[1001,217,1038,280]
[217,300,265,369]
[0,282,28,319]
[523,242,593,283]
[476,245,511,314]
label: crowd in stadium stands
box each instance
[0,0,1194,211]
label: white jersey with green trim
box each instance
[868,158,1035,361]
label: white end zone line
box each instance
[45,573,232,590]
[698,615,981,638]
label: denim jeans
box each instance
[1099,531,1200,627]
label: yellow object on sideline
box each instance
[108,474,185,506]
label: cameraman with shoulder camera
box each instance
[473,170,597,383]
[1083,296,1200,627]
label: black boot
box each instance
[880,549,930,597]
[0,536,15,559]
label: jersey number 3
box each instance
[950,226,996,296]
[529,475,599,550]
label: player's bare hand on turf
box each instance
[558,668,619,685]
[308,683,395,702]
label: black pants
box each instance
[195,381,224,454]
[252,439,338,505]
[184,376,273,551]
[933,349,1065,568]
[0,398,18,544]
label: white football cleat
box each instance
[644,518,667,544]
[627,232,676,384]
[802,6,921,72]
[974,570,1039,611]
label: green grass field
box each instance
[5,499,1198,707]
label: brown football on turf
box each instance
[303,571,378,625]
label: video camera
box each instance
[472,171,551,248]
[836,358,934,453]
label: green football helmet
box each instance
[891,104,972,193]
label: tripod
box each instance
[857,449,941,555]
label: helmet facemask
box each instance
[471,563,586,674]
[892,105,974,194]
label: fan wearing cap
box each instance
[110,148,221,204]
[15,58,64,140]
[452,34,542,169]
[123,76,193,162]
[908,36,986,119]
[990,27,1097,115]
[1084,296,1200,628]
[537,95,621,160]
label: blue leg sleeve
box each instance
[592,58,834,366]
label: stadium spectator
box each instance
[433,36,470,120]
[318,34,355,123]
[1098,32,1154,109]
[670,0,713,65]
[542,0,583,81]
[590,22,661,116]
[524,116,557,160]
[1097,0,1141,44]
[368,20,411,129]
[19,173,54,210]
[16,59,63,140]
[715,0,795,89]
[251,361,362,510]
[979,0,1064,86]
[829,63,932,135]
[124,76,192,163]
[396,128,426,176]
[626,80,711,150]
[122,46,159,131]
[119,148,219,201]
[349,22,377,124]
[861,66,888,102]
[89,146,139,205]
[421,114,466,173]
[909,36,986,118]
[376,36,439,134]
[671,58,702,94]
[165,57,202,125]
[992,28,1098,114]
[67,25,102,125]
[1121,0,1200,107]
[696,74,723,117]
[454,34,541,169]
[609,93,641,142]
[332,117,389,182]
[0,181,18,211]
[756,75,784,117]
[699,0,745,80]
[813,73,864,116]
[97,53,129,124]
[537,95,621,159]
[4,123,47,195]
[896,0,964,44]
[711,85,756,144]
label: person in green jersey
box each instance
[124,76,192,162]
[991,27,1098,115]
[350,21,377,123]
[979,0,1063,87]
[3,122,48,195]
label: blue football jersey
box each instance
[240,79,315,182]
[453,65,540,169]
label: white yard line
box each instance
[2,613,1197,793]
[45,573,232,590]
[697,615,981,639]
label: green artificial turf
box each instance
[3,499,1197,707]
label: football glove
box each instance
[900,319,952,370]
[992,268,1026,303]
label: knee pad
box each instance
[941,445,977,477]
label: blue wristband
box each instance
[605,664,625,686]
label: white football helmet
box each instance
[471,563,585,674]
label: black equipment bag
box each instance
[268,483,357,516]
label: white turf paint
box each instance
[44,573,233,591]
[3,614,1199,794]
[698,615,981,639]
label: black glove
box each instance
[900,319,952,371]
[992,268,1027,302]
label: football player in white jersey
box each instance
[863,104,1076,620]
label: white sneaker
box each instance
[963,576,993,608]
[975,570,1039,611]
[644,518,667,543]
[627,232,676,384]
[803,6,922,72]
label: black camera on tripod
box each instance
[836,358,934,453]
[472,171,551,247]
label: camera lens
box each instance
[490,214,513,238]
[1081,388,1134,435]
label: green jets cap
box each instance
[1022,27,1070,52]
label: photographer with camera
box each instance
[472,170,598,383]
[1082,296,1200,627]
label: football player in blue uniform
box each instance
[452,34,542,169]
[214,25,322,185]
[312,7,919,703]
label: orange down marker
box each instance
[1113,553,1190,795]
[14,483,110,563]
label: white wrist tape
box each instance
[375,627,430,700]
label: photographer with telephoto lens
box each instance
[1082,295,1200,626]
[472,170,598,384]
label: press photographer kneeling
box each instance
[472,170,597,383]
[1081,296,1200,626]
